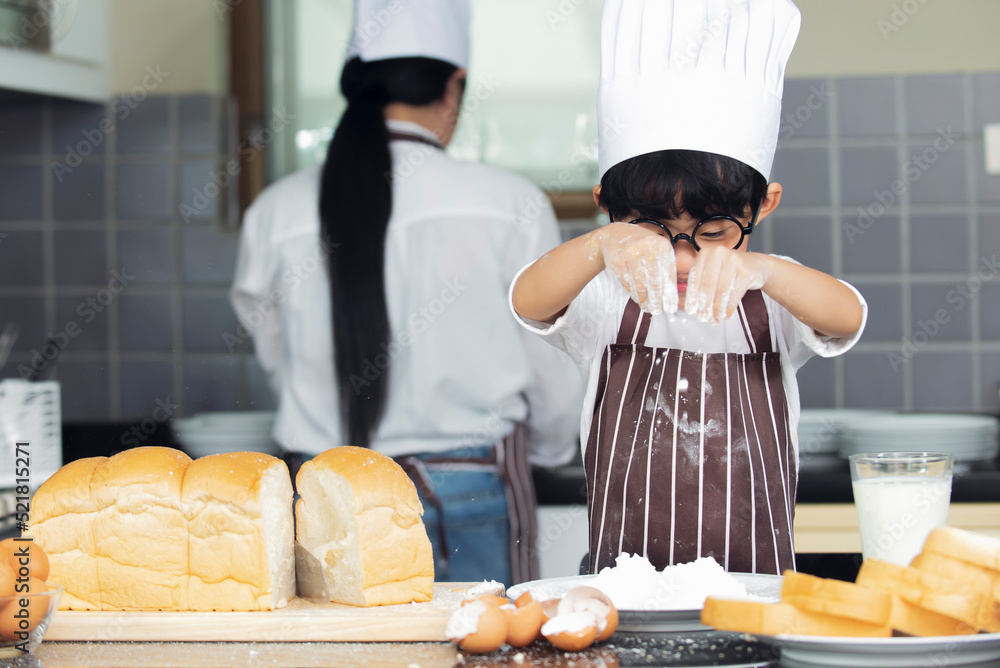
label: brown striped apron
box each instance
[584,290,797,575]
[396,425,540,584]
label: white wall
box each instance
[282,0,1000,181]
[106,0,1000,98]
[111,0,227,95]
[791,0,1000,77]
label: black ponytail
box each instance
[319,56,458,447]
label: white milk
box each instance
[851,476,951,565]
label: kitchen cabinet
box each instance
[794,502,1000,553]
[0,0,110,102]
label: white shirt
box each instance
[231,120,584,465]
[510,261,868,459]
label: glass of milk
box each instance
[848,452,953,566]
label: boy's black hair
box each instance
[598,149,769,223]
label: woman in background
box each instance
[231,0,583,584]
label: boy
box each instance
[510,0,867,575]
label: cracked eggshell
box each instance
[536,597,562,641]
[447,599,507,654]
[501,597,543,647]
[557,586,618,641]
[541,610,599,652]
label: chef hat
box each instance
[597,0,800,181]
[347,0,471,70]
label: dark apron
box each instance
[395,425,540,584]
[584,290,797,575]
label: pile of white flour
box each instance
[591,554,749,610]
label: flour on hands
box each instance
[684,247,769,326]
[599,223,679,315]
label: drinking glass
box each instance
[848,452,953,566]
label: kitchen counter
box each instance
[33,633,781,668]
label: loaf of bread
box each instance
[30,447,295,611]
[91,446,192,610]
[295,446,434,606]
[184,451,295,611]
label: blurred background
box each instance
[1,0,1000,578]
[0,0,997,432]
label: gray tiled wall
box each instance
[563,73,1000,413]
[0,93,272,422]
[1,72,1000,422]
[758,73,1000,412]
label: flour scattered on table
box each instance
[465,580,504,597]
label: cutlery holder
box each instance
[0,379,61,489]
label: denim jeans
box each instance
[414,446,512,584]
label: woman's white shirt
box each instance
[231,121,584,464]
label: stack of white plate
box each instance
[839,413,1000,463]
[797,410,895,470]
[171,411,281,459]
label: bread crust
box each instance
[296,446,434,606]
[31,447,294,611]
[29,457,105,610]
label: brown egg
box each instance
[541,611,599,652]
[446,599,507,654]
[0,577,49,641]
[0,562,16,598]
[1,539,50,583]
[558,586,618,641]
[501,599,543,647]
[514,591,535,607]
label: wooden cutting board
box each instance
[45,582,503,642]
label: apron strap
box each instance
[495,424,540,584]
[736,290,774,354]
[388,131,444,150]
[615,300,652,346]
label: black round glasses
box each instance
[622,211,759,251]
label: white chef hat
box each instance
[597,0,800,181]
[347,0,471,70]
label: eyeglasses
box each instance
[621,211,759,251]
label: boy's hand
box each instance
[685,248,771,325]
[596,223,679,315]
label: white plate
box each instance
[506,572,783,633]
[755,632,1000,667]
